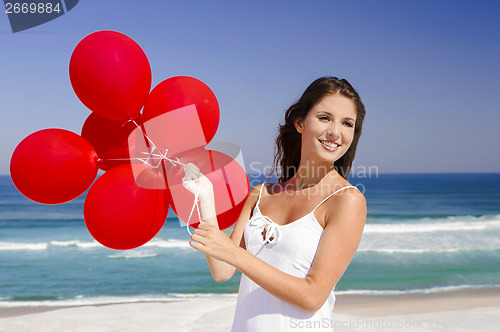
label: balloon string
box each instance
[185,181,202,236]
[130,119,186,169]
[101,152,184,169]
[100,119,202,237]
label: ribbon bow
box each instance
[249,215,281,249]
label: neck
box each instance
[288,160,338,189]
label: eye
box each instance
[318,116,330,121]
[343,121,354,128]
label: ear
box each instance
[294,118,304,134]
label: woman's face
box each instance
[294,93,357,166]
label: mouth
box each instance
[318,139,340,152]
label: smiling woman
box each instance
[293,94,358,172]
[271,77,366,182]
[183,77,367,331]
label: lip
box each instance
[318,139,339,152]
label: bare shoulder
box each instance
[338,185,366,204]
[324,184,366,227]
[248,180,279,200]
[249,182,265,201]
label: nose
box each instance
[326,122,340,140]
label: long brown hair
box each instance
[269,77,366,182]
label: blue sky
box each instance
[1,0,499,175]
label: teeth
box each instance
[320,140,338,147]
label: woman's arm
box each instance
[196,184,262,282]
[182,163,264,282]
[190,187,366,313]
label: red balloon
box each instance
[70,30,152,121]
[142,76,220,145]
[165,148,249,230]
[81,113,138,171]
[10,129,98,204]
[84,164,169,250]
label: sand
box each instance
[0,289,499,331]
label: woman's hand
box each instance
[182,162,218,224]
[182,162,214,200]
[190,222,240,265]
[182,163,240,270]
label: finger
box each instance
[181,172,191,182]
[189,163,200,173]
[183,171,200,184]
[192,228,208,236]
[183,164,195,178]
[197,221,213,230]
[186,166,197,178]
[187,163,202,177]
[183,169,200,183]
[184,163,199,175]
[191,233,206,243]
[184,173,195,182]
[189,240,206,253]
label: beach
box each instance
[1,289,500,331]
[2,174,500,331]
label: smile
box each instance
[318,139,340,152]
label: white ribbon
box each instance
[249,215,281,253]
[181,178,203,236]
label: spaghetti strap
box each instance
[311,185,359,213]
[255,179,269,209]
[257,182,358,213]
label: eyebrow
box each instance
[316,111,356,122]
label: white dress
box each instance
[231,181,359,331]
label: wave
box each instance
[357,247,500,254]
[0,293,237,308]
[4,240,497,255]
[0,241,100,251]
[364,215,500,234]
[1,285,499,307]
[107,252,158,259]
[335,284,500,296]
[367,213,459,220]
[143,239,191,249]
[50,240,101,248]
[0,239,192,251]
[0,242,48,250]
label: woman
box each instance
[183,76,367,331]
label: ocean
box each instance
[1,173,499,307]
